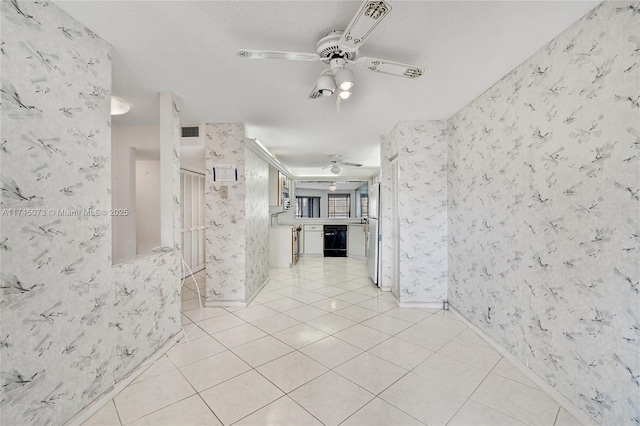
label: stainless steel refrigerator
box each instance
[367,183,380,286]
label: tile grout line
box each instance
[156,258,558,426]
[213,268,398,425]
[552,405,562,426]
[440,353,503,425]
[443,352,537,426]
[330,356,418,424]
[112,399,124,426]
[221,348,326,425]
[167,338,228,425]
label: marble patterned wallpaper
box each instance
[1,1,114,424]
[111,251,181,381]
[204,125,270,304]
[380,122,448,304]
[111,92,182,382]
[205,123,247,303]
[448,2,639,424]
[1,3,182,424]
[244,147,269,300]
[397,121,448,304]
[380,131,398,296]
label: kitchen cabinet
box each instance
[269,226,295,268]
[348,224,366,258]
[268,166,291,211]
[268,166,280,208]
[281,173,291,211]
[304,224,323,255]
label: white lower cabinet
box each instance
[347,224,366,258]
[269,226,294,268]
[304,225,323,255]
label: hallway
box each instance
[84,258,580,426]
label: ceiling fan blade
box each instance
[355,56,425,79]
[338,0,393,52]
[341,162,363,167]
[321,164,332,169]
[237,49,320,61]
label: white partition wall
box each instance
[181,169,206,274]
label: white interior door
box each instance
[180,169,205,275]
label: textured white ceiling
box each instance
[56,1,598,177]
[297,181,368,191]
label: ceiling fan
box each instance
[237,0,424,101]
[319,155,363,175]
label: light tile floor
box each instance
[84,257,582,426]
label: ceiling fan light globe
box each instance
[330,164,341,174]
[316,74,336,97]
[335,68,355,92]
[338,90,352,100]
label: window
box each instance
[328,194,351,218]
[360,193,369,219]
[296,196,321,218]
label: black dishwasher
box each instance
[324,225,347,257]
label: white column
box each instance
[159,92,180,248]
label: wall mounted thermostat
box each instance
[212,165,237,181]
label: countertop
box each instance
[278,219,367,226]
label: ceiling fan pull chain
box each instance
[336,95,341,114]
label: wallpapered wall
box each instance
[380,122,449,304]
[448,2,639,424]
[205,124,270,304]
[111,252,180,382]
[244,148,269,299]
[111,93,182,382]
[1,2,182,425]
[205,123,247,303]
[380,131,399,296]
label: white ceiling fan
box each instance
[237,0,425,101]
[317,155,363,175]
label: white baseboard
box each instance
[449,307,598,426]
[347,254,367,260]
[246,276,270,305]
[204,276,270,307]
[204,276,270,309]
[205,300,247,308]
[398,301,444,309]
[65,332,183,426]
[379,285,391,292]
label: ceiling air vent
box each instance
[181,126,200,138]
[181,124,205,146]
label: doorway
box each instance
[180,169,205,275]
